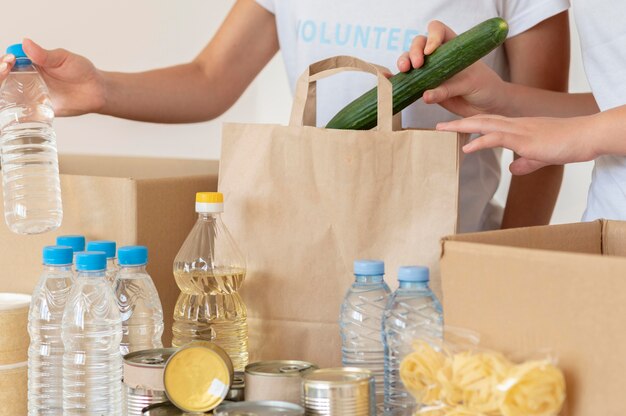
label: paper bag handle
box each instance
[290,55,396,132]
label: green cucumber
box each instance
[325,17,509,130]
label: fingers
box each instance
[22,38,67,68]
[0,54,15,76]
[437,115,510,135]
[408,36,427,69]
[509,158,547,175]
[397,52,412,73]
[425,20,457,55]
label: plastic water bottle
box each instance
[114,245,164,356]
[62,251,123,415]
[340,259,391,411]
[172,192,248,371]
[28,245,73,415]
[56,235,85,261]
[383,266,443,416]
[0,43,62,234]
[87,240,118,284]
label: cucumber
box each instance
[325,17,509,130]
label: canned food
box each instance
[141,402,184,415]
[302,368,375,416]
[225,372,245,402]
[214,400,305,415]
[163,341,234,413]
[245,360,317,404]
[124,348,177,416]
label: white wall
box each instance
[0,2,591,224]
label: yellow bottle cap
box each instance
[196,192,224,204]
[196,192,224,213]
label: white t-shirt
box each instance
[574,1,626,221]
[256,0,569,232]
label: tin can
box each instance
[214,400,305,415]
[302,368,375,416]
[245,360,317,404]
[225,372,245,402]
[124,348,177,416]
[141,402,184,416]
[163,341,234,413]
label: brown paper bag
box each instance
[219,56,461,367]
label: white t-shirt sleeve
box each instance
[499,0,570,37]
[255,0,275,13]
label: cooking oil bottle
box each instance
[172,192,248,371]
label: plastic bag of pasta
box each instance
[399,329,566,416]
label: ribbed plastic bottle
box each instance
[0,43,62,234]
[87,240,118,284]
[56,235,85,261]
[62,251,123,415]
[383,266,443,416]
[340,259,391,411]
[172,192,248,371]
[114,245,164,356]
[28,245,74,415]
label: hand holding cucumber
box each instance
[399,20,511,118]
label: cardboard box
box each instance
[0,154,219,347]
[440,220,626,416]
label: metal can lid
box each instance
[245,360,317,377]
[163,341,234,413]
[214,400,305,415]
[303,367,373,385]
[124,348,178,368]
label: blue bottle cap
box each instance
[56,235,86,253]
[6,44,26,58]
[86,240,116,259]
[354,260,384,276]
[42,246,73,266]
[398,266,429,283]
[118,246,148,266]
[75,252,107,272]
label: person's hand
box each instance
[437,114,598,175]
[3,39,106,117]
[396,20,509,117]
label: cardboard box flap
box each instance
[59,154,219,179]
[442,220,603,256]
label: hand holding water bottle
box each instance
[0,39,106,117]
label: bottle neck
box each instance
[43,264,72,274]
[119,264,147,274]
[197,211,222,221]
[398,281,430,290]
[354,274,384,284]
[76,270,107,279]
[12,57,34,70]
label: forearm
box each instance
[502,84,599,118]
[99,0,278,124]
[100,63,233,123]
[591,105,626,156]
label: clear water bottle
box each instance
[172,192,248,372]
[340,259,390,411]
[87,240,118,284]
[62,251,123,415]
[383,266,443,416]
[56,235,85,261]
[28,245,74,415]
[0,43,62,235]
[115,245,164,356]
